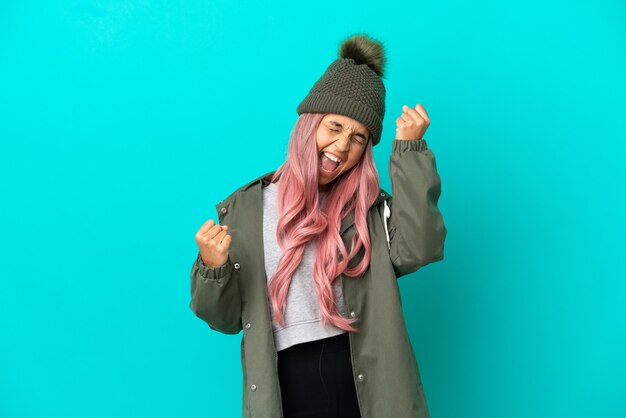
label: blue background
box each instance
[1,1,625,417]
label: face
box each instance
[316,113,370,191]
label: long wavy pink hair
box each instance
[268,112,380,333]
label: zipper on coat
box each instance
[265,273,284,417]
[383,199,391,251]
[273,331,284,417]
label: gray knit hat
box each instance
[297,34,387,146]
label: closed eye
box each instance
[327,124,366,146]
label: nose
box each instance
[332,133,350,152]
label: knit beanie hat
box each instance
[296,34,387,146]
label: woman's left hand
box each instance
[395,104,430,141]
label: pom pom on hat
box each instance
[339,33,386,78]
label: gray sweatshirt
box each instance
[262,181,347,352]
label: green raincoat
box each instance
[190,138,447,417]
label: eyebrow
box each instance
[328,121,368,141]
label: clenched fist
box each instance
[395,103,430,141]
[195,219,232,268]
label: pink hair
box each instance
[268,112,380,333]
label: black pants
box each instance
[277,332,362,418]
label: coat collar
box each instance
[225,171,391,235]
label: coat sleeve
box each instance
[386,138,447,278]
[189,251,243,335]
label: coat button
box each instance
[350,311,356,318]
[234,263,241,270]
[250,384,257,391]
[220,207,227,214]
[245,322,251,329]
[357,374,364,381]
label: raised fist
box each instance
[195,219,232,268]
[395,103,430,141]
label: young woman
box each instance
[190,33,447,418]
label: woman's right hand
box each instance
[195,219,232,268]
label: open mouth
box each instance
[319,151,343,177]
